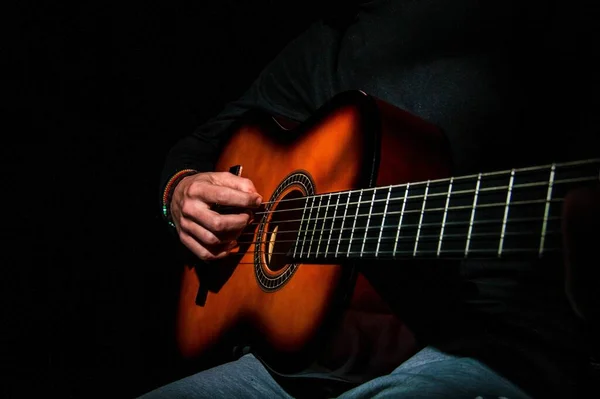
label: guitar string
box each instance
[228,210,562,256]
[251,159,599,208]
[224,245,563,262]
[251,246,564,257]
[190,218,564,260]
[248,239,561,259]
[229,228,562,248]
[238,216,561,238]
[203,197,567,253]
[276,246,563,257]
[187,166,597,260]
[239,197,565,230]
[251,175,597,216]
[236,216,561,239]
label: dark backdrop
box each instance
[5,2,321,398]
[4,1,599,398]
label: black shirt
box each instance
[160,1,597,397]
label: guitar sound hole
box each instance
[264,190,304,272]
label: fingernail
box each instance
[229,240,238,249]
[255,196,262,206]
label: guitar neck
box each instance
[291,158,600,261]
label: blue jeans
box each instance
[137,346,532,398]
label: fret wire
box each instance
[294,196,310,258]
[299,196,315,258]
[250,160,597,259]
[255,158,600,207]
[324,193,341,258]
[263,245,562,258]
[232,249,547,263]
[250,198,566,228]
[315,193,332,257]
[237,246,563,264]
[465,173,482,257]
[393,183,410,257]
[498,169,515,257]
[256,229,562,247]
[413,180,430,256]
[437,177,453,257]
[347,189,364,258]
[242,215,562,240]
[335,192,352,257]
[361,188,377,257]
[539,164,556,256]
[306,195,323,258]
[376,186,393,256]
[254,175,597,218]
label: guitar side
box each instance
[175,91,452,372]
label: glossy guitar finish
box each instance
[175,91,451,371]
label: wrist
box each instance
[162,169,198,227]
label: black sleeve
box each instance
[158,21,343,218]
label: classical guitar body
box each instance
[175,91,452,371]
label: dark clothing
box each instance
[160,1,597,397]
[160,0,597,188]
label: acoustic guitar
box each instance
[175,90,599,372]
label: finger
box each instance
[179,231,235,262]
[180,200,252,233]
[242,209,255,224]
[182,204,251,234]
[189,181,262,208]
[210,172,259,194]
[180,217,242,246]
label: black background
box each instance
[5,2,321,398]
[4,1,599,398]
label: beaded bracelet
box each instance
[162,169,198,227]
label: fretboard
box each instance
[291,159,599,261]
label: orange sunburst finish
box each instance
[175,91,452,372]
